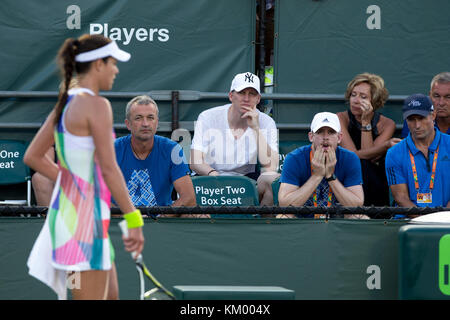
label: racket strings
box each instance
[144,288,174,300]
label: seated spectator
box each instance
[277,112,364,218]
[337,73,400,206]
[115,95,200,217]
[190,72,280,206]
[386,94,450,208]
[31,147,55,206]
[401,72,450,138]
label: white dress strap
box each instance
[67,87,96,96]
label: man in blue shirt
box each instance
[115,95,197,213]
[386,93,450,208]
[401,72,450,137]
[278,112,364,217]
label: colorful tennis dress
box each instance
[49,87,113,271]
[28,88,114,298]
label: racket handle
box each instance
[118,220,129,236]
[118,220,141,260]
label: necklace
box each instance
[130,140,150,160]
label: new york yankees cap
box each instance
[230,72,261,94]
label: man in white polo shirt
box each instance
[190,72,279,205]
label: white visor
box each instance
[75,41,131,63]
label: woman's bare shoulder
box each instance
[378,114,396,126]
[337,110,350,125]
[74,95,111,117]
[377,114,396,134]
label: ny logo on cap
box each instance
[244,72,254,83]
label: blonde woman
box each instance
[24,34,144,299]
[337,73,400,206]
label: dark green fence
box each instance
[0,0,256,127]
[1,217,408,300]
[273,0,450,125]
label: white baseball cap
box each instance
[75,41,131,63]
[310,112,341,133]
[230,72,260,94]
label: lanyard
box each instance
[408,146,439,192]
[310,148,332,207]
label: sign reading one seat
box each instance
[0,150,19,169]
[0,140,29,183]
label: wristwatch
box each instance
[361,123,372,131]
[326,174,337,182]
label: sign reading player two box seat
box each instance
[191,176,259,218]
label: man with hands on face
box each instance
[277,112,364,218]
[190,72,279,205]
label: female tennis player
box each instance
[24,34,144,300]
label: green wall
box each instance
[0,0,255,126]
[0,217,407,300]
[273,0,450,125]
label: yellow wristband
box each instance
[123,209,144,229]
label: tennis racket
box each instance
[119,220,176,300]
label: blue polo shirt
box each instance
[280,145,362,207]
[385,129,450,207]
[114,134,190,206]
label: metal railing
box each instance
[0,90,407,132]
[0,90,409,101]
[0,205,447,219]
